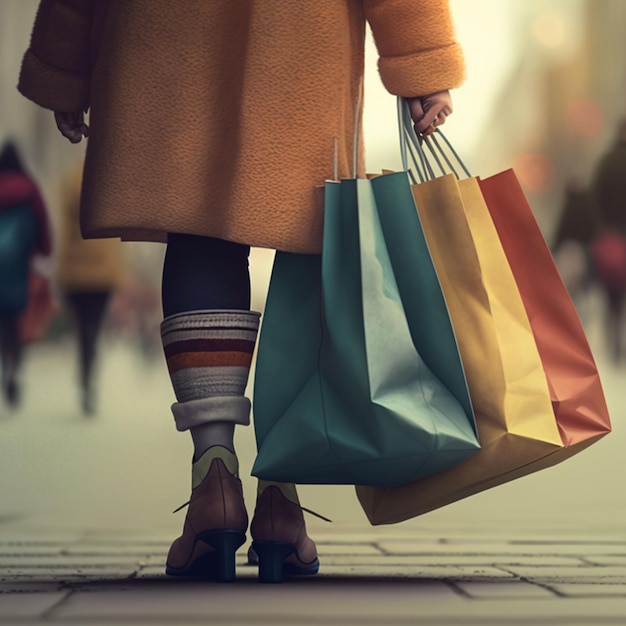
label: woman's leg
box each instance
[161,234,256,582]
[606,288,625,364]
[65,291,111,415]
[160,234,317,583]
[0,314,22,407]
[161,234,255,458]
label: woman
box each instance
[18,0,465,582]
[591,120,626,363]
[0,141,52,409]
[56,163,124,415]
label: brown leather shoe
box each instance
[166,457,248,582]
[250,486,319,583]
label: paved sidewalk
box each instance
[2,524,626,625]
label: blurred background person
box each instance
[56,162,124,415]
[0,139,53,410]
[589,119,626,364]
[551,178,598,318]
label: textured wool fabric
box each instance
[18,0,465,254]
[171,396,253,432]
[161,309,260,403]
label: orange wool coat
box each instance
[19,0,465,253]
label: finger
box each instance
[59,122,82,143]
[433,110,448,127]
[419,106,452,136]
[415,113,434,134]
[408,98,425,124]
[419,122,436,137]
[54,116,74,142]
[415,112,439,135]
[62,125,84,143]
[54,111,86,143]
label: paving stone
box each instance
[317,543,383,555]
[0,554,144,567]
[42,586,626,624]
[509,529,626,548]
[80,530,178,543]
[0,581,64,593]
[312,564,514,580]
[0,592,67,619]
[377,540,626,557]
[0,530,85,543]
[65,539,170,551]
[322,554,458,566]
[440,535,591,544]
[453,580,556,598]
[318,554,513,574]
[0,543,65,556]
[0,563,138,582]
[314,531,447,545]
[546,583,626,597]
[502,565,626,584]
[584,555,626,566]
[49,583,466,622]
[62,545,167,557]
[446,566,516,581]
[316,564,468,579]
[327,553,584,567]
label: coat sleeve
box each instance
[17,0,94,112]
[363,0,465,97]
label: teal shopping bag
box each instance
[252,177,479,487]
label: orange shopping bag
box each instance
[479,169,611,448]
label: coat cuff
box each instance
[18,50,90,112]
[378,43,466,97]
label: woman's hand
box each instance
[407,91,453,137]
[54,111,89,143]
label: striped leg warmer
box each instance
[160,310,261,432]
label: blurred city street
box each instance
[1,251,626,624]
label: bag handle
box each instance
[397,97,471,182]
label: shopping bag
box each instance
[252,176,479,487]
[356,102,611,524]
[18,267,58,344]
[479,169,611,447]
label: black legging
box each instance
[161,234,251,317]
[0,313,21,405]
[65,291,111,394]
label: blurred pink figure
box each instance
[0,141,53,410]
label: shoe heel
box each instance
[252,541,295,584]
[201,530,246,582]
